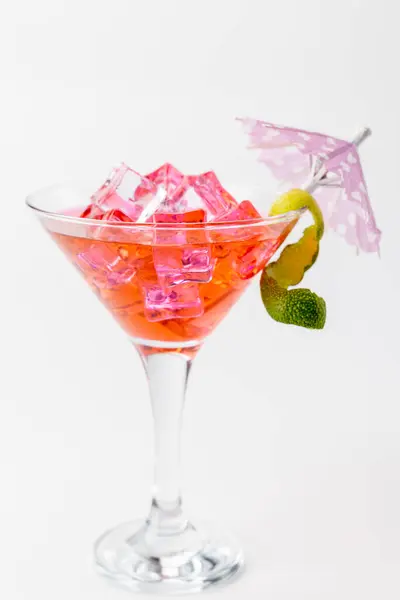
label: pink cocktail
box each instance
[27,164,301,594]
[52,214,294,357]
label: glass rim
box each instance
[26,184,306,232]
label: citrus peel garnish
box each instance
[260,189,326,329]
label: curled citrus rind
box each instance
[261,190,326,329]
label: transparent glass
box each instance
[26,184,302,594]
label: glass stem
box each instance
[141,351,192,536]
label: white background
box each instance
[4,0,400,598]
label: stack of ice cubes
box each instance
[77,163,267,321]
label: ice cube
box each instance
[152,209,214,286]
[187,171,238,219]
[152,209,206,224]
[153,246,214,286]
[218,200,284,279]
[136,165,238,221]
[141,281,204,322]
[233,240,281,279]
[76,244,137,289]
[216,199,265,237]
[86,207,136,242]
[219,200,262,222]
[76,204,144,288]
[87,162,240,226]
[98,208,134,223]
[146,164,188,207]
[133,164,188,219]
[91,163,158,222]
[80,204,105,219]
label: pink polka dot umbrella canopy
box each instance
[239,118,381,253]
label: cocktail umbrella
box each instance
[239,118,381,253]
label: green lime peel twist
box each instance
[260,189,326,329]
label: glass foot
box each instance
[94,519,244,595]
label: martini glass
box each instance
[26,182,302,594]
